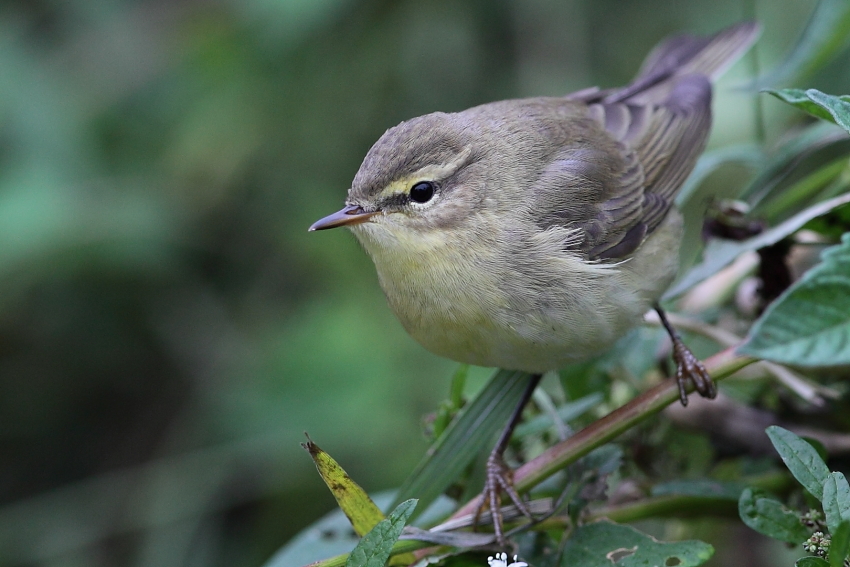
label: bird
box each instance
[310,21,760,545]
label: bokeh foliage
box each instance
[0,1,848,566]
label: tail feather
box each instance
[605,21,761,104]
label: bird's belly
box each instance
[378,259,647,373]
[408,295,642,372]
[359,211,681,373]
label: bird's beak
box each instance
[309,204,380,231]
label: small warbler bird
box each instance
[311,22,759,544]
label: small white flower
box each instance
[486,552,528,567]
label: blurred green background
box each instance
[0,1,843,566]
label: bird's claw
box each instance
[474,452,534,547]
[671,337,716,406]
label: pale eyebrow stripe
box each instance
[375,147,472,199]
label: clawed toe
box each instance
[474,453,534,546]
[671,337,716,406]
[654,305,716,406]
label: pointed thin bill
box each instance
[308,204,380,231]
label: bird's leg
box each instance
[654,304,716,406]
[474,373,542,546]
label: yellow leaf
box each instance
[302,436,384,536]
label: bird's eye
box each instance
[409,181,435,204]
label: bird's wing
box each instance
[531,74,711,260]
[589,73,713,257]
[534,22,758,261]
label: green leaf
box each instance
[666,193,850,298]
[767,89,850,134]
[391,370,535,513]
[345,499,417,567]
[798,558,831,567]
[560,521,713,567]
[823,473,850,533]
[302,438,385,536]
[806,90,850,134]
[742,121,850,211]
[766,426,830,501]
[766,89,850,125]
[738,487,810,543]
[739,233,850,366]
[830,520,850,567]
[755,155,850,222]
[751,0,850,88]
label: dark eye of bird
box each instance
[409,181,435,204]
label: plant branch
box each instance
[452,346,756,519]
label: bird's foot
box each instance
[671,335,716,406]
[474,451,534,547]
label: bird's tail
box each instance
[605,21,761,104]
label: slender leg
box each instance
[474,373,542,546]
[654,304,716,406]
